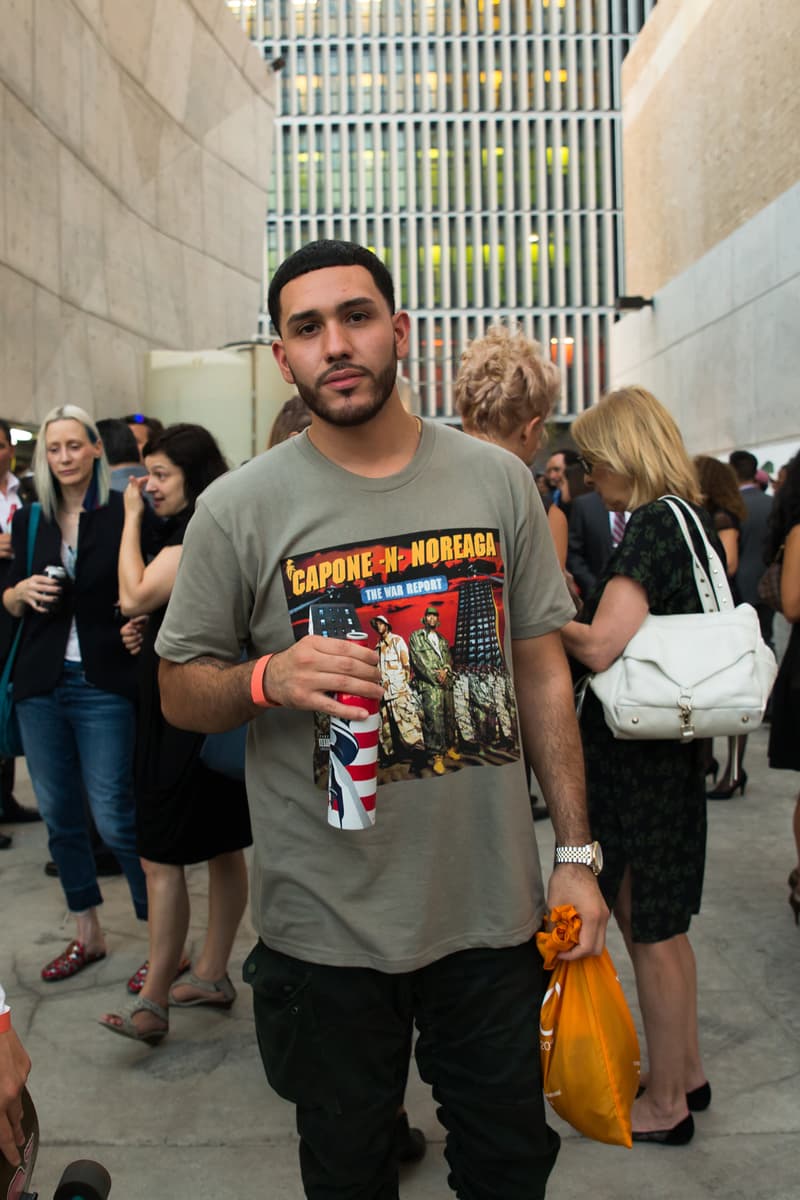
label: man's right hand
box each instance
[0,1025,31,1168]
[264,635,383,720]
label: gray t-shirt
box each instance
[156,420,574,972]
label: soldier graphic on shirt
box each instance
[408,606,462,775]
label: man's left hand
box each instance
[546,865,609,960]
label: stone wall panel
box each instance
[33,0,83,152]
[99,0,156,83]
[0,0,34,104]
[80,20,121,194]
[102,195,151,336]
[145,0,194,127]
[117,73,163,226]
[155,123,204,252]
[0,265,35,409]
[59,146,108,316]
[0,0,274,421]
[3,91,61,294]
[623,0,799,296]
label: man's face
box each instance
[272,265,410,429]
[0,430,13,480]
[545,453,565,489]
[424,612,439,629]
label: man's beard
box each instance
[295,353,398,428]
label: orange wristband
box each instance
[0,1009,10,1033]
[250,654,281,709]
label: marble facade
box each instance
[0,0,275,422]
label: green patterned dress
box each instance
[577,498,721,943]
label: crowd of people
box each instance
[0,238,798,1198]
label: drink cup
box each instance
[328,632,381,830]
[43,565,67,613]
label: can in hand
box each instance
[42,565,68,613]
[328,631,381,830]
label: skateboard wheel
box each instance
[54,1159,112,1199]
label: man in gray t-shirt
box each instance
[157,240,607,1200]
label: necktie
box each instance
[612,511,626,546]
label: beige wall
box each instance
[622,0,800,296]
[0,0,275,424]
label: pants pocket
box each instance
[244,941,338,1112]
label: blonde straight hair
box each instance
[33,405,110,520]
[571,386,701,510]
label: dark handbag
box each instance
[757,548,783,613]
[0,504,41,757]
[200,724,248,782]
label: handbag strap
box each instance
[659,495,734,614]
[0,503,42,689]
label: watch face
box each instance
[592,841,604,874]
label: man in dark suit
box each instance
[0,420,42,842]
[566,490,614,601]
[729,450,773,645]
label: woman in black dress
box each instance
[694,455,749,798]
[765,452,800,920]
[561,387,716,1146]
[100,425,252,1044]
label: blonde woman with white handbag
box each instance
[560,387,718,1147]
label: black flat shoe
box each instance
[632,1114,694,1145]
[0,796,42,824]
[637,1082,711,1112]
[0,832,11,850]
[394,1112,426,1163]
[687,1081,711,1112]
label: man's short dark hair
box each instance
[124,413,165,437]
[96,418,141,466]
[729,450,758,482]
[267,240,396,334]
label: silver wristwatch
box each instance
[554,841,603,876]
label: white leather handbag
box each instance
[588,497,778,741]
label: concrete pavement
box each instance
[1,724,798,1199]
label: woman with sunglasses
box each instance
[561,388,718,1146]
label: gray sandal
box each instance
[168,971,236,1009]
[98,996,169,1045]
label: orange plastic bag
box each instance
[536,905,640,1147]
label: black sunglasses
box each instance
[577,455,593,475]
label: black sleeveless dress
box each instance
[575,499,721,944]
[768,521,800,772]
[134,518,252,864]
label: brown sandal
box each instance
[169,971,236,1009]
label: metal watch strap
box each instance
[555,844,593,867]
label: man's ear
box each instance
[393,311,411,360]
[272,340,296,385]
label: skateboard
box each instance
[0,1087,111,1200]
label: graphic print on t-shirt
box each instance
[280,527,520,789]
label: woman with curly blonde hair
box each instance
[454,323,567,563]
